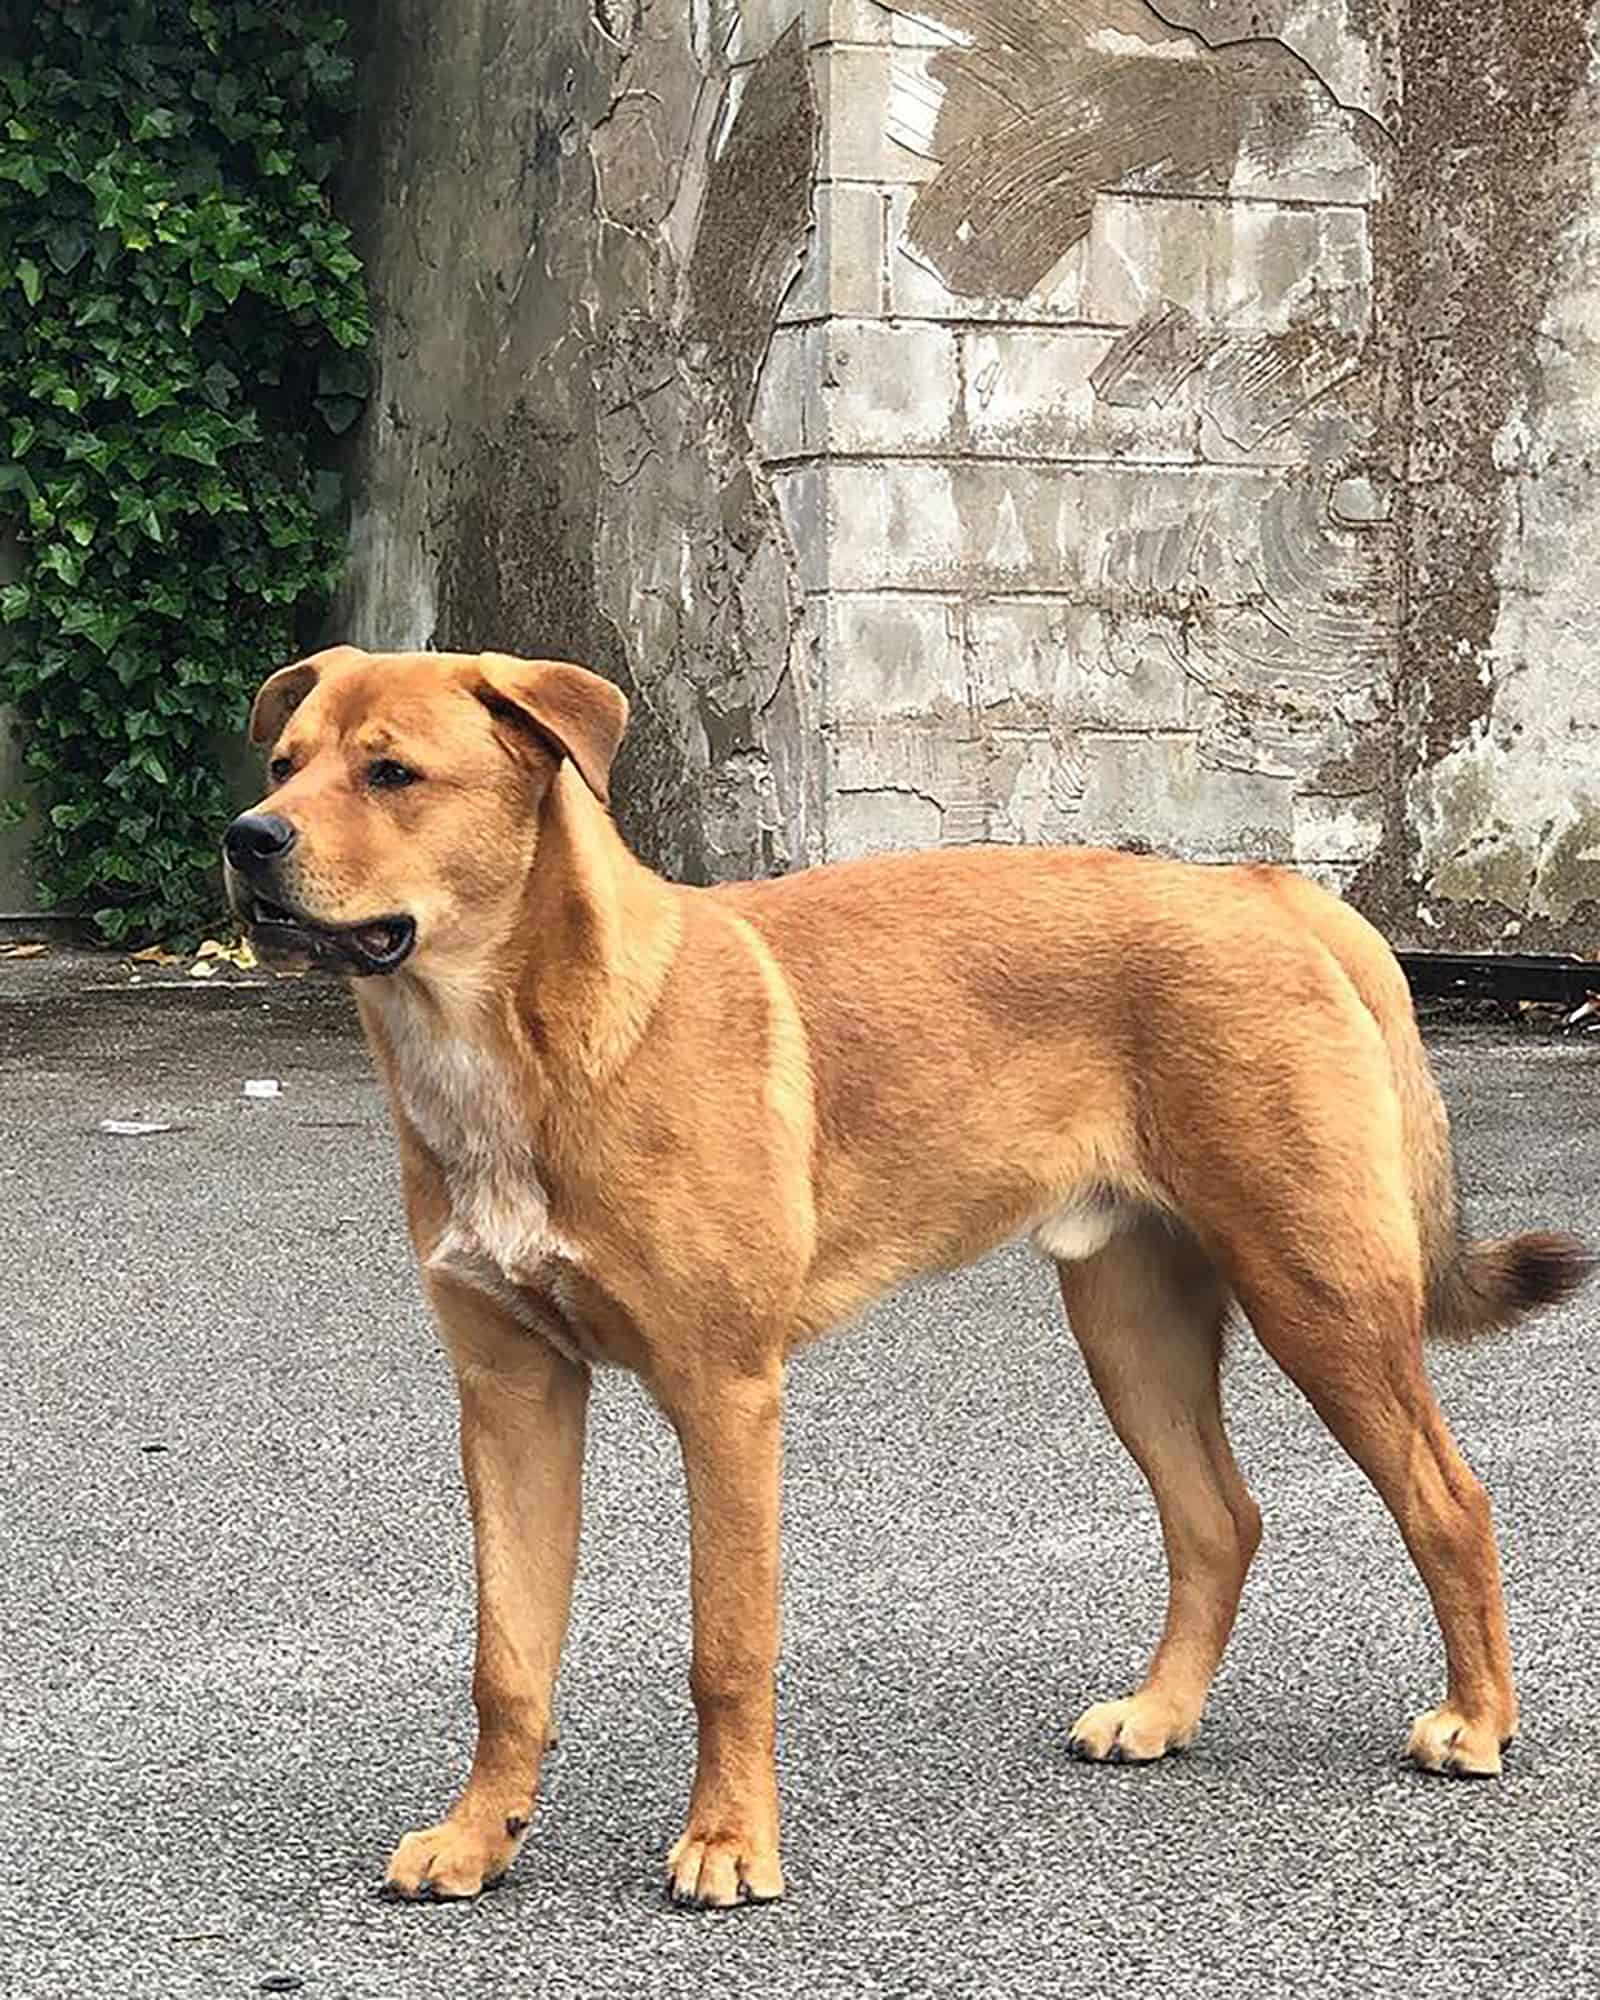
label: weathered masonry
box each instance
[23,0,1585,947]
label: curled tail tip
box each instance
[1500,1230,1597,1313]
[1433,1229,1596,1340]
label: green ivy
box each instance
[0,0,369,943]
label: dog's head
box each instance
[222,647,628,978]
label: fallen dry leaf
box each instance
[187,959,217,980]
[129,945,181,966]
[194,936,257,970]
[2,941,48,958]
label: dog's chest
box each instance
[388,1035,581,1329]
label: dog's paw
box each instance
[381,1814,527,1901]
[1406,1704,1506,1778]
[666,1825,784,1909]
[1068,1692,1198,1765]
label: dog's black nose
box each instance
[223,811,297,872]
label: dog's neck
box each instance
[512,763,680,1085]
[357,764,680,1132]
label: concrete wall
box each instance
[5,0,1598,953]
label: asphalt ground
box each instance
[4,958,1598,1998]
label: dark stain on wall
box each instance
[688,24,818,399]
[347,6,819,886]
[436,412,710,883]
[1357,0,1592,947]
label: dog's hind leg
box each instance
[1056,1214,1260,1764]
[1236,1257,1517,1775]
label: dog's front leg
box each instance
[659,1365,786,1908]
[383,1281,589,1900]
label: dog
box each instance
[224,644,1590,1909]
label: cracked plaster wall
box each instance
[1388,4,1600,950]
[754,0,1406,883]
[329,0,821,885]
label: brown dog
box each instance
[224,644,1589,1908]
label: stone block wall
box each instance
[754,0,1397,888]
[753,0,1600,950]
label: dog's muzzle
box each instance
[222,812,415,976]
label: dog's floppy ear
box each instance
[248,659,320,747]
[247,644,368,748]
[471,654,629,806]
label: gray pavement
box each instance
[4,959,1599,1998]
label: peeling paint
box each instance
[1090,304,1224,409]
[1200,321,1362,449]
[885,0,1383,299]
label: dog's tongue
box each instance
[353,921,399,958]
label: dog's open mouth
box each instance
[244,896,416,977]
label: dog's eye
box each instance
[268,757,293,785]
[368,759,419,791]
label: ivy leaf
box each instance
[45,222,89,274]
[130,106,178,142]
[38,543,87,587]
[317,348,370,399]
[314,395,362,435]
[74,294,121,328]
[61,602,130,653]
[63,432,117,472]
[16,256,41,304]
[0,461,40,503]
[0,150,46,195]
[165,427,218,467]
[128,378,174,417]
[200,360,238,408]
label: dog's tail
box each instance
[1374,947,1593,1340]
[1364,936,1593,1341]
[1257,866,1594,1342]
[1423,1229,1594,1343]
